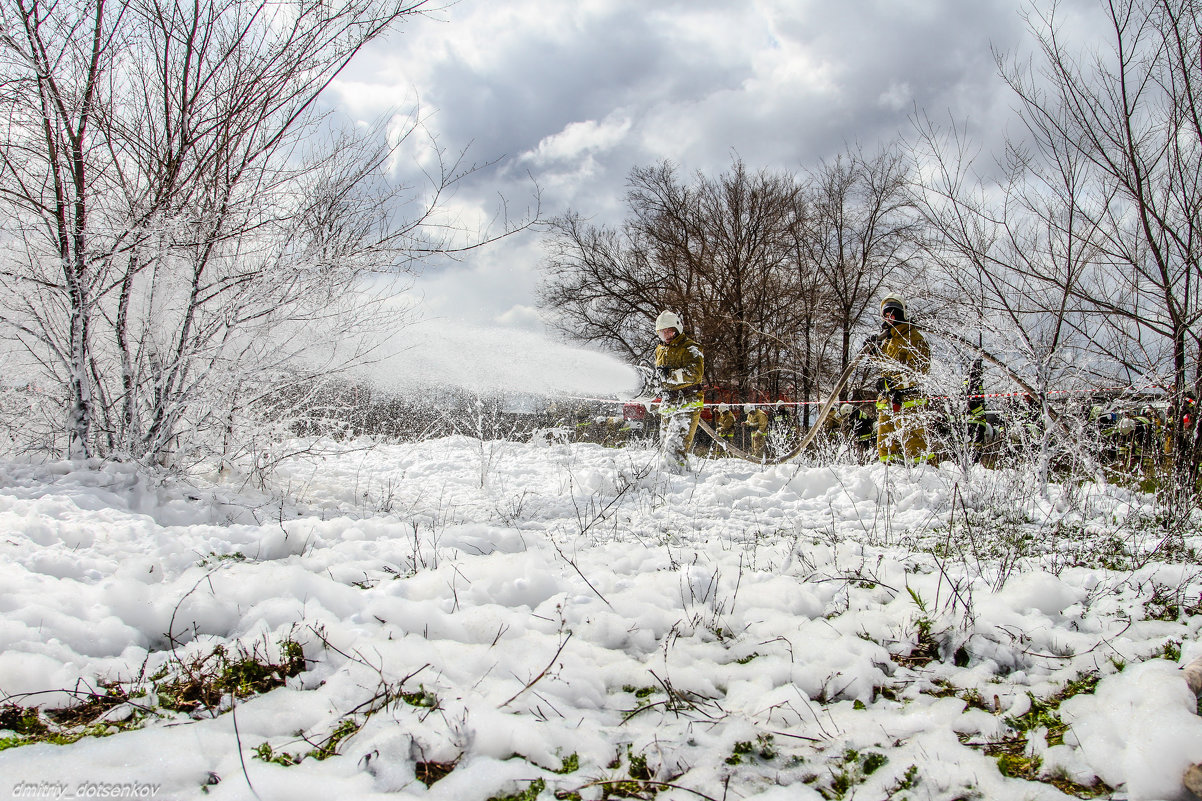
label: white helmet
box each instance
[837,402,854,418]
[717,403,728,412]
[654,310,682,333]
[881,293,907,320]
[743,404,754,414]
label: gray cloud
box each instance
[330,0,1110,333]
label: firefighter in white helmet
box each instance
[712,403,738,456]
[742,403,770,458]
[653,310,704,471]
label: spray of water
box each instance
[351,317,642,402]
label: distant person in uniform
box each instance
[743,404,770,459]
[653,311,704,471]
[962,357,996,462]
[836,400,876,463]
[770,400,795,447]
[869,293,932,464]
[713,403,738,455]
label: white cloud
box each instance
[743,31,838,98]
[522,115,633,166]
[495,304,546,329]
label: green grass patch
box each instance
[0,636,310,752]
[809,748,889,799]
[156,638,306,713]
[725,734,777,765]
[555,752,580,774]
[488,778,545,801]
[400,686,440,708]
[308,719,361,761]
[253,741,301,767]
[960,670,1114,798]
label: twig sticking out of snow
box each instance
[499,632,573,709]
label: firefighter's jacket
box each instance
[716,410,738,438]
[654,333,704,411]
[873,321,932,463]
[744,408,770,434]
[874,322,930,394]
[847,406,876,442]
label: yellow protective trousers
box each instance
[876,395,932,464]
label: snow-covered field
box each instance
[1,436,1201,800]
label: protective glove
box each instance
[890,390,904,414]
[656,365,671,381]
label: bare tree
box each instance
[0,0,534,461]
[797,142,922,372]
[538,210,666,363]
[1002,0,1202,485]
[539,158,804,398]
[910,0,1202,494]
[909,111,1105,484]
[784,198,841,424]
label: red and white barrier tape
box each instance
[556,384,1168,409]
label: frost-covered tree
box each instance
[911,0,1202,493]
[909,111,1103,484]
[0,0,531,462]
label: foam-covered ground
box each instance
[1,437,1200,800]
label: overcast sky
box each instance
[330,0,1104,336]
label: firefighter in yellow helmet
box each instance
[653,310,704,471]
[870,293,932,464]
